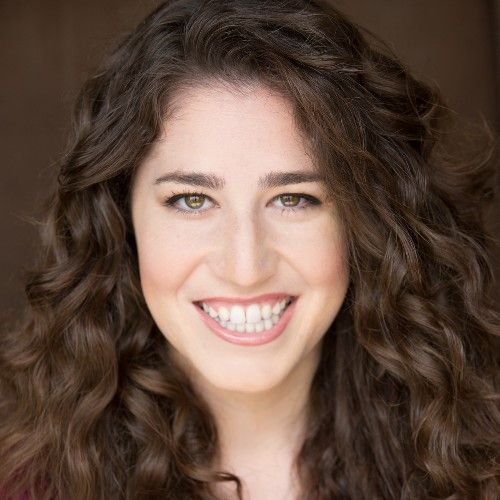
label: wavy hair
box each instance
[1,0,499,498]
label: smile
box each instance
[193,296,298,346]
[198,296,293,329]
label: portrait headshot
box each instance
[0,1,499,499]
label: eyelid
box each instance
[162,190,321,216]
[164,190,215,213]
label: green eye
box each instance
[163,191,321,217]
[184,194,206,209]
[279,194,301,207]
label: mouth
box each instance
[192,296,298,346]
[193,295,297,322]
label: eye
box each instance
[274,194,314,214]
[162,191,321,217]
[163,191,214,215]
[272,193,322,215]
[278,194,301,207]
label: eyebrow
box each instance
[153,170,324,190]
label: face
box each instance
[130,83,349,395]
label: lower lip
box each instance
[193,298,298,346]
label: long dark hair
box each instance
[1,0,499,498]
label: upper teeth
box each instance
[200,298,292,324]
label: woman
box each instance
[0,0,498,498]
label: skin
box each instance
[130,83,350,499]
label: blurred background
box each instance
[1,0,499,321]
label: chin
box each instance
[197,359,288,394]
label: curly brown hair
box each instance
[1,0,499,498]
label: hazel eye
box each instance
[272,193,321,214]
[162,190,321,217]
[279,194,301,207]
[163,191,214,214]
[183,194,206,210]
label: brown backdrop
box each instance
[1,0,499,321]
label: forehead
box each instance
[140,83,315,176]
[166,83,294,128]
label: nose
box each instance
[211,208,276,288]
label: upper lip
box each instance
[195,293,295,306]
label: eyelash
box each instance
[162,190,322,217]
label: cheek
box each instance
[134,204,348,299]
[280,215,349,289]
[283,217,349,343]
[135,218,203,298]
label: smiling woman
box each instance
[130,85,350,407]
[0,0,499,499]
